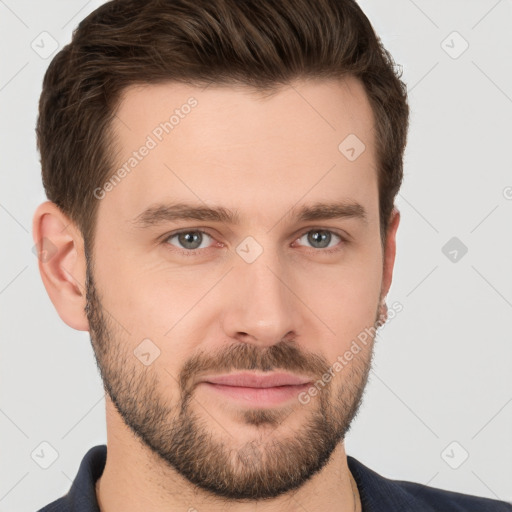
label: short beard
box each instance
[85,256,377,500]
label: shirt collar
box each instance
[56,445,434,512]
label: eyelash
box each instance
[162,228,348,256]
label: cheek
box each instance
[101,263,215,366]
[296,253,382,353]
[95,245,200,329]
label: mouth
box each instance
[198,372,312,407]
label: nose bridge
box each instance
[223,238,299,345]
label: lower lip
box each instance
[199,382,311,407]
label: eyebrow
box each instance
[130,200,368,228]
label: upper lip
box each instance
[201,372,312,388]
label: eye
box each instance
[162,228,347,256]
[294,229,345,252]
[164,230,216,252]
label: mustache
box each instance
[179,340,331,396]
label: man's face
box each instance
[86,77,390,499]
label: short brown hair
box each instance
[37,0,409,254]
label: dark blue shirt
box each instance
[37,445,512,511]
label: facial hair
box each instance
[84,255,379,500]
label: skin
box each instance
[33,76,400,512]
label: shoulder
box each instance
[37,498,69,512]
[347,456,512,512]
[397,479,512,511]
[35,445,106,512]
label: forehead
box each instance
[102,77,378,227]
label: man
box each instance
[32,0,511,510]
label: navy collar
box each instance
[38,444,512,512]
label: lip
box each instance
[201,372,312,388]
[197,372,312,407]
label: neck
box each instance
[95,402,360,512]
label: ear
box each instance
[32,201,89,331]
[379,207,400,317]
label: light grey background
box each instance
[1,1,511,510]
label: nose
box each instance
[220,243,302,348]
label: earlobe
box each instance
[32,201,89,331]
[378,299,388,325]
